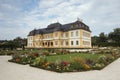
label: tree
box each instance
[13,37,27,50]
[97,32,108,46]
[99,32,107,43]
[0,37,27,50]
[92,36,99,46]
[108,28,120,46]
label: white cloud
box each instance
[0,3,19,11]
[0,0,120,40]
[24,0,93,28]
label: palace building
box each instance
[27,19,91,49]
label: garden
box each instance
[7,47,120,73]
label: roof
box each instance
[28,20,91,36]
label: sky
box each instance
[0,0,120,40]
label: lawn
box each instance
[8,48,120,72]
[46,53,106,62]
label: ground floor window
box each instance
[71,41,73,45]
[51,42,53,46]
[83,41,90,45]
[43,43,44,46]
[66,41,68,45]
[76,41,79,45]
[61,41,63,45]
[55,41,58,45]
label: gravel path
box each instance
[0,56,120,80]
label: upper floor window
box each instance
[76,31,79,36]
[30,37,32,40]
[83,32,90,37]
[65,33,68,37]
[46,35,47,38]
[71,32,73,37]
[51,34,53,38]
[55,32,58,37]
[48,35,49,38]
[61,33,63,37]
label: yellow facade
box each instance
[27,20,91,49]
[27,29,91,48]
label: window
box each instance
[71,25,74,28]
[76,31,78,36]
[48,35,49,38]
[45,42,47,45]
[76,41,79,45]
[55,41,58,45]
[61,33,63,37]
[75,24,78,28]
[66,41,68,45]
[83,41,90,45]
[51,34,53,38]
[36,42,38,46]
[71,32,73,37]
[51,42,53,46]
[65,33,68,37]
[48,42,50,46]
[43,43,44,46]
[83,32,90,37]
[55,32,58,37]
[71,41,73,45]
[61,41,63,45]
[45,35,47,38]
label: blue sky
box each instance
[0,0,120,40]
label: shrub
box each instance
[93,63,105,70]
[70,57,87,71]
[42,51,49,56]
[31,56,47,67]
[97,55,115,65]
[86,59,95,67]
[60,61,70,71]
[12,53,21,59]
[55,50,62,55]
[97,55,108,65]
[84,64,91,70]
[15,58,21,62]
[34,53,39,57]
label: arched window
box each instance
[45,42,47,45]
[43,42,44,46]
[51,42,53,46]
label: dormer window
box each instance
[71,24,78,29]
[75,24,78,28]
[71,25,74,28]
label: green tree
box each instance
[92,36,99,46]
[108,28,120,46]
[97,32,108,46]
[13,37,27,50]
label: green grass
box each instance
[46,53,105,62]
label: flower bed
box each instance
[29,54,119,72]
[8,48,120,73]
[8,53,39,65]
